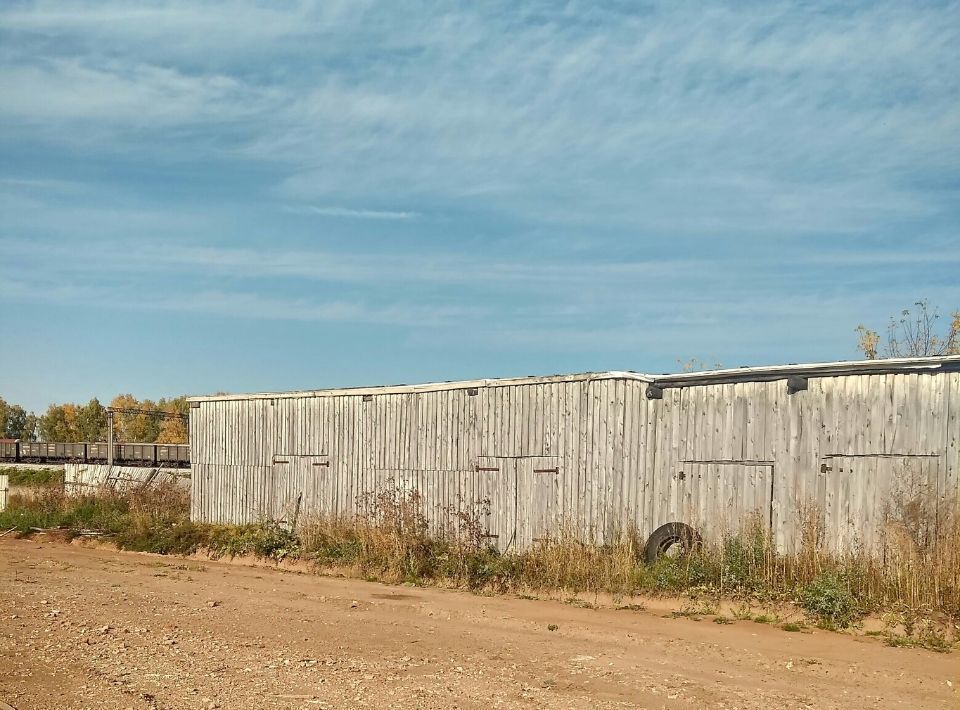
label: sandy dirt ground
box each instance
[0,538,956,710]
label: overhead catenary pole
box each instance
[107,409,114,467]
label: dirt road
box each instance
[0,539,955,709]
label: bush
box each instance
[799,571,861,629]
[207,522,300,561]
[0,466,64,487]
[115,519,210,555]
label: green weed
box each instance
[799,572,861,629]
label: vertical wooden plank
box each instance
[622,380,636,536]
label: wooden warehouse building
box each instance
[188,355,960,556]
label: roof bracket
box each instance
[787,376,808,394]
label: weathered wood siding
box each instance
[190,369,960,554]
[64,464,190,495]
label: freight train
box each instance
[0,439,190,468]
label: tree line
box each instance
[0,395,189,444]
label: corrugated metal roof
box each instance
[187,355,960,403]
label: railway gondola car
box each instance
[85,443,115,461]
[157,444,190,466]
[0,440,190,467]
[0,439,18,460]
[117,443,157,465]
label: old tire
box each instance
[644,523,701,564]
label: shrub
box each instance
[207,522,300,561]
[799,571,861,629]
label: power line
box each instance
[107,407,189,421]
[106,407,190,465]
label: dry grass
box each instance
[2,481,957,635]
[296,486,960,630]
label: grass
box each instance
[0,466,64,487]
[1,485,957,645]
[883,624,954,652]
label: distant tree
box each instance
[856,300,960,359]
[38,403,82,442]
[110,394,151,442]
[108,394,189,443]
[155,396,189,444]
[76,398,107,441]
[0,398,36,440]
[3,394,187,444]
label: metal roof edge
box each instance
[649,355,960,387]
[187,370,654,402]
[187,355,960,403]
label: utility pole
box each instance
[107,409,114,467]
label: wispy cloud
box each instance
[3,2,957,231]
[289,205,419,220]
[2,236,958,340]
[0,1,958,408]
[0,271,480,327]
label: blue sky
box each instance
[1,1,959,412]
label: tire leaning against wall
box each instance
[644,522,702,564]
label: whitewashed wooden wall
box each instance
[64,464,191,495]
[190,370,960,554]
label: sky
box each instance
[1,1,959,412]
